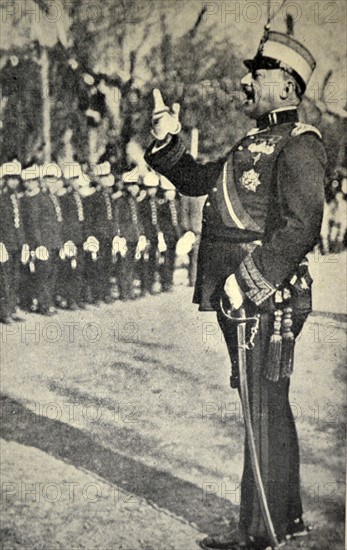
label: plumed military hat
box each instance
[244,28,316,93]
[21,164,41,181]
[41,163,62,179]
[143,171,159,187]
[0,160,22,179]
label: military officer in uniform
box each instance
[91,161,116,303]
[20,164,44,312]
[78,169,102,306]
[37,163,64,315]
[117,168,145,300]
[59,162,88,309]
[0,160,25,323]
[110,174,126,299]
[139,171,161,295]
[145,30,326,549]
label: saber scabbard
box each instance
[221,299,280,549]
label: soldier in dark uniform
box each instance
[158,175,182,291]
[0,161,25,323]
[90,161,115,303]
[20,164,44,313]
[139,171,161,295]
[37,163,64,315]
[145,30,326,549]
[110,174,126,299]
[58,163,87,309]
[116,169,145,300]
[79,172,99,305]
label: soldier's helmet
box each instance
[40,163,62,179]
[143,171,160,188]
[21,164,41,182]
[0,160,22,181]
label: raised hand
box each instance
[151,89,181,141]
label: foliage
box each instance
[0,0,345,171]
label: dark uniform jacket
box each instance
[139,196,160,243]
[111,191,123,238]
[158,198,182,248]
[20,190,43,250]
[0,191,25,252]
[118,193,143,244]
[60,191,85,246]
[92,189,114,241]
[39,192,63,250]
[145,109,327,311]
[82,190,98,241]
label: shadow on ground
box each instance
[0,393,236,534]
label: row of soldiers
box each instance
[0,159,197,323]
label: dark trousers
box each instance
[58,247,85,306]
[20,262,35,311]
[140,240,158,293]
[0,262,11,320]
[85,238,112,302]
[35,251,60,311]
[160,246,176,291]
[217,309,307,541]
[0,252,21,319]
[116,242,137,300]
[20,251,59,311]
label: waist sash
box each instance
[216,156,262,233]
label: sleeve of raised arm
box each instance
[144,135,225,197]
[235,133,327,306]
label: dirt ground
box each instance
[1,252,346,550]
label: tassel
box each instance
[71,258,77,270]
[265,306,283,382]
[281,305,295,377]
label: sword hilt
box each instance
[220,297,260,349]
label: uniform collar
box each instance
[256,107,299,130]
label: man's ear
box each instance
[280,79,296,100]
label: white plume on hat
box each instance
[21,164,41,181]
[41,162,62,179]
[143,171,159,187]
[0,159,22,179]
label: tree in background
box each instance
[0,0,345,170]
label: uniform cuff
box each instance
[235,254,276,306]
[144,135,186,172]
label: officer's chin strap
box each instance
[219,296,260,350]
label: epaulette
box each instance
[291,122,322,139]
